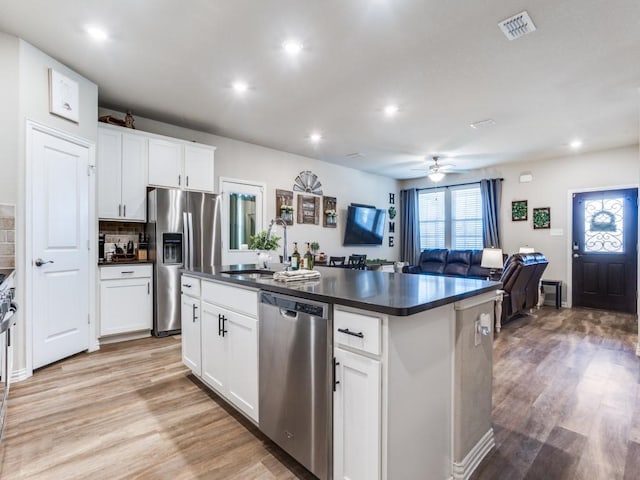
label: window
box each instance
[418,184,483,250]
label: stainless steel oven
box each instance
[0,272,18,443]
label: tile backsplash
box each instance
[0,204,15,268]
[99,221,145,254]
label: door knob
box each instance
[572,253,581,258]
[35,258,54,267]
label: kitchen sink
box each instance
[220,269,275,279]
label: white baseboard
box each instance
[99,330,151,345]
[452,429,495,480]
[11,367,31,383]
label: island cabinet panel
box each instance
[181,293,201,376]
[181,275,259,423]
[333,347,381,480]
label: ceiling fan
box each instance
[413,156,460,182]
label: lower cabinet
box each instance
[181,275,259,423]
[99,265,152,337]
[181,293,201,376]
[333,347,381,480]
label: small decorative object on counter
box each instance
[310,241,320,254]
[303,242,314,270]
[291,242,301,270]
[249,231,281,269]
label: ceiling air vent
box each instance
[498,11,536,41]
[346,152,364,159]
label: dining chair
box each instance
[329,256,346,266]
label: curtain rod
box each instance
[416,178,504,192]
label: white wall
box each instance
[0,33,19,205]
[99,108,401,263]
[402,145,640,305]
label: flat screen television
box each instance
[343,205,386,246]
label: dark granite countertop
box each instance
[98,260,154,266]
[0,268,15,286]
[182,264,501,316]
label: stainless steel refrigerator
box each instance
[146,188,221,336]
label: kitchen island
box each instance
[181,265,500,480]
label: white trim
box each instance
[452,428,495,480]
[10,368,30,383]
[24,120,96,379]
[565,184,639,310]
[98,330,151,345]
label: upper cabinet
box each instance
[148,138,215,192]
[97,125,148,221]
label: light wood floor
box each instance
[1,307,638,479]
[0,336,314,480]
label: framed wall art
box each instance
[511,200,528,221]
[276,189,294,225]
[533,207,551,229]
[322,196,337,228]
[297,195,320,225]
[49,68,79,123]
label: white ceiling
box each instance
[1,0,639,179]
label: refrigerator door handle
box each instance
[183,211,190,269]
[188,212,194,271]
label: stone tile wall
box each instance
[0,204,15,268]
[99,221,145,256]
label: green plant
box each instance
[310,241,320,252]
[249,231,281,251]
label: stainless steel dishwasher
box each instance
[259,291,332,480]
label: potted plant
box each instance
[325,208,337,225]
[249,231,281,268]
[310,241,320,253]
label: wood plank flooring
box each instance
[0,336,314,480]
[472,306,640,480]
[0,306,638,479]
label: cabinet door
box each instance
[184,144,214,192]
[148,137,183,188]
[181,294,201,375]
[97,127,123,220]
[121,133,148,221]
[100,277,152,336]
[224,306,259,422]
[201,301,227,392]
[334,348,381,480]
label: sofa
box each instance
[402,249,494,279]
[403,249,549,327]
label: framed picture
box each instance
[511,200,528,221]
[533,207,551,229]
[322,196,337,228]
[49,69,79,123]
[297,195,320,225]
[276,189,294,225]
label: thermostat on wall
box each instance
[519,173,533,183]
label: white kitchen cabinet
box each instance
[99,265,152,336]
[333,347,381,480]
[201,300,226,390]
[181,293,201,376]
[97,125,148,221]
[148,137,215,192]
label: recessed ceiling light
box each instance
[85,25,108,41]
[309,132,322,143]
[569,140,582,149]
[384,104,399,117]
[282,40,303,56]
[232,81,249,93]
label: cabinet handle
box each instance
[333,358,340,392]
[182,284,192,288]
[192,304,198,322]
[118,204,122,216]
[121,271,134,274]
[186,176,189,187]
[178,175,181,186]
[147,282,150,295]
[123,204,126,217]
[337,327,364,339]
[219,314,228,337]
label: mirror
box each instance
[228,193,256,250]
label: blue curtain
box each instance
[400,188,420,265]
[480,179,502,248]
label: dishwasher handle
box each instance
[279,308,298,320]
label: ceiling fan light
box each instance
[428,171,445,182]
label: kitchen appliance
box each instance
[0,271,18,443]
[258,291,332,480]
[147,188,221,336]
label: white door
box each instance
[334,347,381,480]
[32,129,90,369]
[97,127,122,220]
[181,294,201,375]
[201,301,227,391]
[121,133,148,221]
[184,144,214,192]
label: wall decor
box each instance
[388,236,394,247]
[297,195,320,225]
[293,170,323,195]
[276,189,294,225]
[323,196,337,228]
[48,68,79,123]
[389,222,395,233]
[388,206,397,220]
[511,200,528,221]
[533,207,551,229]
[389,193,395,204]
[98,110,136,129]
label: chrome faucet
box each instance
[267,217,288,269]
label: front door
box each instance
[31,128,90,369]
[572,188,638,313]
